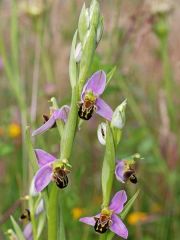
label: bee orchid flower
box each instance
[78,70,113,121]
[32,105,70,136]
[115,156,139,184]
[20,200,44,240]
[79,190,128,239]
[33,149,71,192]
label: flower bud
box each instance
[89,0,100,30]
[78,4,90,43]
[74,42,82,63]
[97,122,107,145]
[111,99,127,129]
[153,18,169,38]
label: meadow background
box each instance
[0,0,180,239]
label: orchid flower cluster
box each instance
[8,1,140,239]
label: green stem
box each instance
[29,197,38,240]
[60,85,79,159]
[48,86,78,240]
[48,185,59,240]
[100,234,106,240]
[58,195,66,240]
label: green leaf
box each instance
[120,189,140,220]
[69,30,78,88]
[106,66,117,88]
[10,216,26,240]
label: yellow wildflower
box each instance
[72,208,84,220]
[8,123,21,138]
[127,211,148,225]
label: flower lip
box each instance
[78,97,97,120]
[20,209,31,222]
[94,213,112,234]
[52,166,69,189]
[129,173,137,184]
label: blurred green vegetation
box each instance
[0,0,180,239]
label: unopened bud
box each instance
[111,99,127,129]
[89,0,100,30]
[78,4,90,43]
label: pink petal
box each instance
[115,160,125,183]
[110,214,128,239]
[23,223,33,240]
[109,190,127,214]
[53,105,70,122]
[32,105,70,137]
[96,98,113,121]
[34,164,53,192]
[81,70,106,99]
[35,149,56,168]
[79,217,96,226]
[32,115,56,136]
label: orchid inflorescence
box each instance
[30,71,139,238]
[8,1,140,239]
